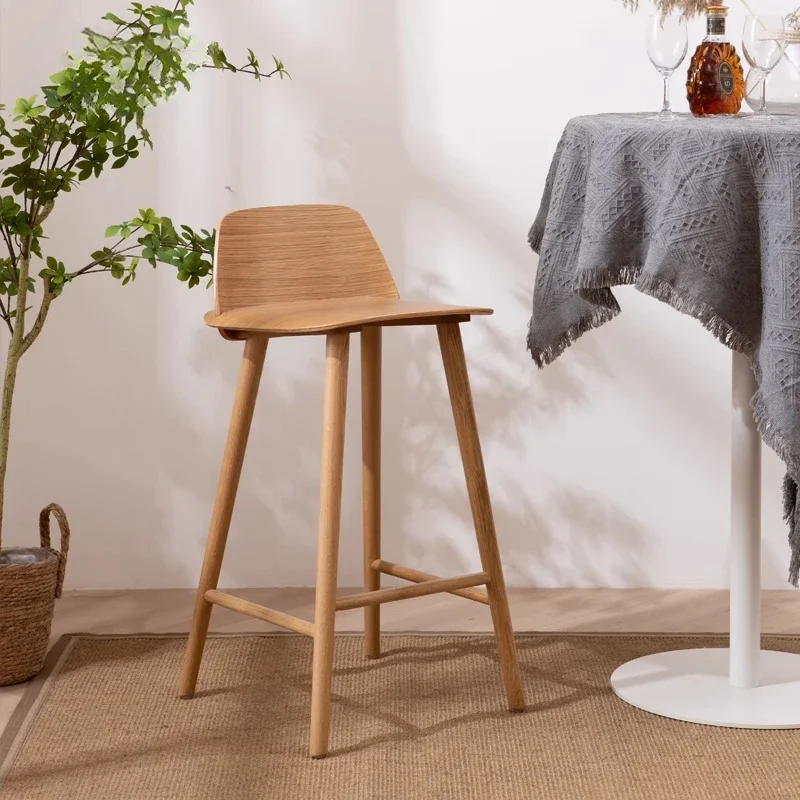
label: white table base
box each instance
[610,351,800,729]
[610,648,800,729]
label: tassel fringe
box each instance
[529,262,800,586]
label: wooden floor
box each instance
[3,587,800,738]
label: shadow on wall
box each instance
[11,0,651,590]
[289,0,649,587]
[150,0,651,589]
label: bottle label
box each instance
[708,18,726,36]
[718,62,735,95]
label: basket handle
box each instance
[39,503,70,599]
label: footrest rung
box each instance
[335,571,490,611]
[372,559,490,605]
[205,590,315,637]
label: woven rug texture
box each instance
[2,633,799,799]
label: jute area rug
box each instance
[2,633,800,799]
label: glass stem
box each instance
[662,71,672,115]
[760,73,768,115]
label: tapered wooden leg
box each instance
[361,327,382,659]
[179,337,268,698]
[310,332,350,758]
[437,323,525,712]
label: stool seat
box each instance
[204,297,493,337]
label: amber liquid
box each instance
[687,41,745,116]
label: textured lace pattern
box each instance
[528,112,800,585]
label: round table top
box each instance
[568,111,800,130]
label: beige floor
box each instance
[3,587,800,739]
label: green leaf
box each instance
[105,225,121,238]
[43,88,65,109]
[247,48,260,79]
[207,42,235,71]
[273,55,290,79]
[12,95,47,119]
[11,97,30,120]
[8,305,32,317]
[101,12,126,25]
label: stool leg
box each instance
[361,327,382,659]
[310,332,350,758]
[179,336,268,698]
[436,322,525,712]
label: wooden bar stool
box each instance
[178,205,525,758]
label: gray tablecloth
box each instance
[528,113,800,585]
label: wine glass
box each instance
[742,15,787,119]
[646,13,689,120]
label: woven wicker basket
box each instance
[0,504,70,686]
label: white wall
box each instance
[0,0,793,590]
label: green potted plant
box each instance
[0,0,286,685]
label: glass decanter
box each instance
[687,3,746,116]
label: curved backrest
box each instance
[213,205,399,313]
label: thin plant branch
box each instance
[70,242,142,278]
[200,64,286,79]
[19,279,53,357]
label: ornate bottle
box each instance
[687,3,746,116]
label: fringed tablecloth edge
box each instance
[526,255,800,588]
